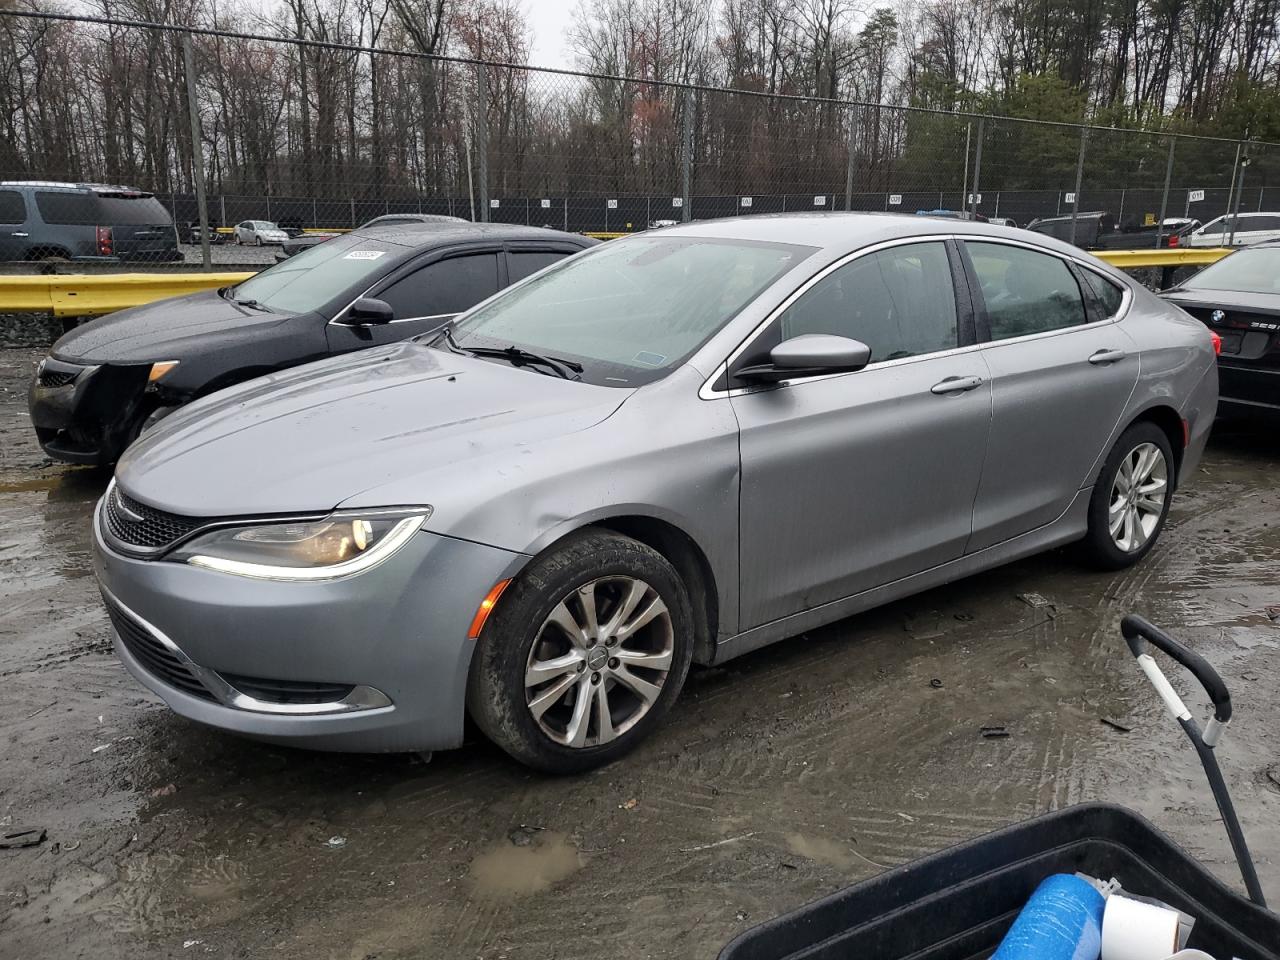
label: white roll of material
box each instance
[1101,894,1183,960]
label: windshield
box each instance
[1182,248,1280,295]
[448,235,812,386]
[231,234,404,313]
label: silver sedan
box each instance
[93,214,1217,772]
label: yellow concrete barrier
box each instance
[1094,247,1233,269]
[0,272,254,317]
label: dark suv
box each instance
[0,181,182,262]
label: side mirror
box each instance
[737,334,872,384]
[343,297,394,325]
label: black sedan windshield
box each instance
[232,235,405,313]
[1182,247,1280,295]
[448,235,812,386]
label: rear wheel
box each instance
[1080,422,1174,569]
[467,529,694,773]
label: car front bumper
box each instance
[92,499,526,753]
[28,358,150,465]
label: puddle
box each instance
[468,831,582,897]
[785,832,859,871]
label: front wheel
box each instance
[467,529,694,774]
[1080,422,1174,570]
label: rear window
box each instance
[35,190,171,226]
[0,190,25,224]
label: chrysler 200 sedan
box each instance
[93,214,1218,773]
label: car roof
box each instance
[638,211,1071,251]
[348,222,596,248]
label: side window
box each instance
[34,191,96,225]
[1249,216,1280,231]
[966,242,1088,340]
[1082,269,1125,318]
[508,250,569,283]
[0,190,26,224]
[776,241,958,363]
[1201,216,1229,236]
[377,252,500,320]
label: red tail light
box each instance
[1168,234,1179,248]
[96,225,113,256]
[1210,330,1222,356]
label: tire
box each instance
[1080,422,1175,570]
[467,528,695,774]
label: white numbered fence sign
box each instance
[888,194,902,206]
[607,199,618,209]
[1189,189,1205,203]
[741,197,753,208]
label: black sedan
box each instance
[29,223,595,465]
[1159,240,1280,418]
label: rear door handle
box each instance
[1089,349,1127,365]
[11,232,28,237]
[931,375,984,395]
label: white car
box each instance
[234,220,289,245]
[1187,212,1280,247]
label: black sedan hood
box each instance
[1161,288,1280,318]
[52,289,294,363]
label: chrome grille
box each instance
[104,595,216,703]
[103,484,209,552]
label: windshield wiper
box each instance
[470,345,583,379]
[429,327,583,379]
[234,297,271,311]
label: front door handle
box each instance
[11,232,28,238]
[931,375,984,395]
[1089,348,1127,365]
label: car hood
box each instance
[53,289,294,363]
[115,341,631,516]
[1160,288,1280,317]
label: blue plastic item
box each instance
[989,873,1105,960]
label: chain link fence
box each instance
[2,10,1279,268]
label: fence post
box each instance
[181,35,211,270]
[1155,137,1175,246]
[680,86,694,222]
[475,63,489,223]
[1228,147,1249,245]
[313,197,318,227]
[844,105,858,212]
[969,118,984,217]
[219,195,226,230]
[1224,141,1242,232]
[961,122,971,208]
[1069,127,1087,245]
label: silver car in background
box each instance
[93,214,1217,773]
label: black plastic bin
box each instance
[719,802,1280,960]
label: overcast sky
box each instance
[523,0,576,69]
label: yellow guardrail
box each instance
[583,231,629,240]
[0,272,254,317]
[0,246,1235,317]
[1094,247,1232,269]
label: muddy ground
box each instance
[0,345,1277,960]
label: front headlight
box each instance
[168,508,430,580]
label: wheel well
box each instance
[27,245,71,261]
[591,516,720,666]
[1128,406,1185,487]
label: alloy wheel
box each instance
[1108,441,1168,552]
[524,576,673,748]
